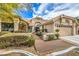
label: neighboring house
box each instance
[0,16,28,32]
[43,14,79,36]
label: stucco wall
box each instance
[45,24,53,33]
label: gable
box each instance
[53,15,77,25]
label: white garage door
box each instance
[57,26,73,36]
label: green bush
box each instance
[55,29,59,33]
[55,29,60,39]
[47,34,55,41]
[55,33,59,39]
[36,31,43,36]
[27,36,35,47]
[0,35,35,49]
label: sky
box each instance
[15,3,79,20]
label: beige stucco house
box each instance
[43,14,79,36]
[0,14,79,36]
[26,14,79,36]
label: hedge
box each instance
[0,35,35,49]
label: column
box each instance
[26,24,28,32]
[53,23,56,33]
[14,18,19,32]
[32,26,35,32]
[73,23,76,35]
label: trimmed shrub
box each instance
[27,36,35,47]
[36,31,43,36]
[47,34,59,41]
[0,35,35,49]
[47,34,55,41]
[55,29,60,39]
[55,33,60,39]
[55,29,59,33]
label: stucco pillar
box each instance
[77,26,79,34]
[32,26,35,32]
[0,19,1,32]
[73,23,76,35]
[14,18,19,32]
[26,24,28,32]
[53,23,56,33]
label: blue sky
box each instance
[15,3,79,20]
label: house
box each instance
[0,16,29,32]
[0,14,79,36]
[26,14,79,36]
[43,14,79,36]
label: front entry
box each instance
[34,22,42,32]
[34,27,40,32]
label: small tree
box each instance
[55,29,59,33]
[55,29,60,39]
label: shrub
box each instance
[55,33,59,39]
[27,36,35,47]
[55,29,59,33]
[0,35,35,49]
[55,29,60,39]
[36,31,43,36]
[47,34,55,41]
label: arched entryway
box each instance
[34,22,42,32]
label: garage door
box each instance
[57,26,73,36]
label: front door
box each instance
[34,27,40,32]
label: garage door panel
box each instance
[57,27,73,36]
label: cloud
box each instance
[19,3,79,19]
[33,3,48,15]
[42,3,79,19]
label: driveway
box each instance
[34,36,74,55]
[60,35,79,45]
